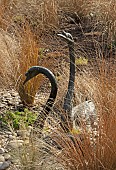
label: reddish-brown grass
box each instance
[47,58,116,170]
[15,23,41,105]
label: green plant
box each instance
[39,48,45,59]
[0,109,37,130]
[75,57,88,65]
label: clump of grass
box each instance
[8,0,59,36]
[0,1,18,88]
[0,29,21,88]
[58,0,92,17]
[0,21,43,105]
[15,23,43,105]
[93,0,116,40]
[0,0,13,30]
[42,0,59,30]
[44,58,116,170]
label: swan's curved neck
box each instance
[63,42,75,113]
[33,66,57,128]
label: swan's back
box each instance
[72,100,97,129]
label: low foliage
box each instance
[0,108,37,130]
[75,57,88,65]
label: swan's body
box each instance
[72,100,97,129]
[23,66,57,130]
[58,31,97,129]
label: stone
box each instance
[17,130,29,139]
[0,104,6,108]
[0,156,5,162]
[8,140,24,149]
[0,163,3,168]
[5,132,12,135]
[11,158,19,164]
[0,148,5,154]
[7,101,13,106]
[8,135,15,140]
[4,154,11,161]
[72,100,97,129]
[0,161,11,170]
[11,92,18,97]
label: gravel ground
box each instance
[0,88,64,170]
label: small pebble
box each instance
[0,156,5,162]
[5,132,12,135]
[8,140,24,149]
[8,135,15,140]
[0,104,5,108]
[0,162,3,167]
[0,161,11,170]
[0,148,5,154]
[4,154,11,161]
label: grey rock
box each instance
[7,101,13,106]
[0,104,6,108]
[0,163,3,168]
[5,132,12,135]
[0,161,11,170]
[0,148,5,154]
[11,158,19,164]
[11,92,18,97]
[72,100,97,129]
[8,135,15,140]
[8,140,24,149]
[17,130,29,139]
[4,154,11,161]
[0,156,5,162]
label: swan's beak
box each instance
[57,31,74,43]
[57,33,66,39]
[23,72,30,85]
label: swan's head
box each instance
[23,66,39,84]
[57,31,74,44]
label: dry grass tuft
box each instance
[58,0,92,17]
[92,0,116,41]
[0,20,43,105]
[9,0,59,35]
[0,0,12,30]
[15,23,42,105]
[0,29,19,88]
[45,58,116,170]
[42,0,59,30]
